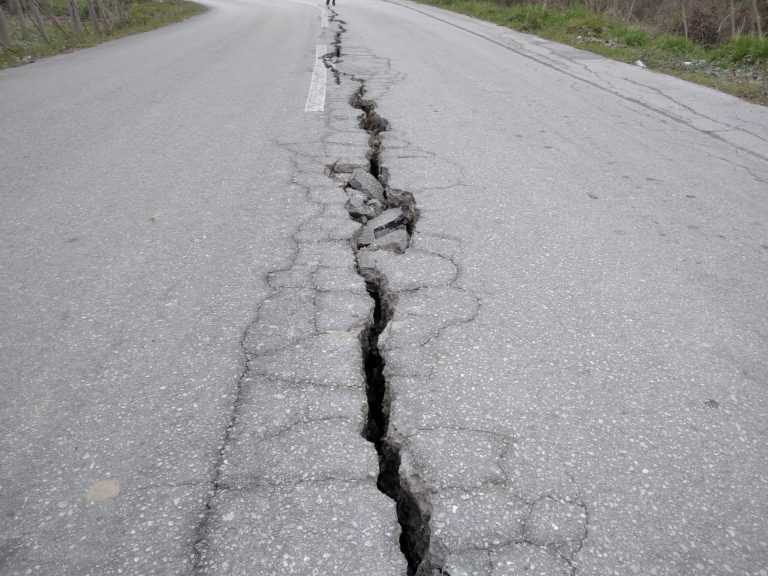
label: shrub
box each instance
[622,29,651,47]
[655,34,697,54]
[725,35,768,63]
[508,4,555,32]
[564,13,607,37]
[686,9,720,46]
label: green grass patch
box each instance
[719,35,768,64]
[413,0,768,105]
[0,0,206,69]
[654,34,699,55]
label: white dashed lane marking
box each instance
[305,45,327,113]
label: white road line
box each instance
[305,45,327,113]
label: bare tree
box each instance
[98,0,124,29]
[114,0,128,25]
[67,0,83,37]
[0,4,11,47]
[680,0,689,39]
[87,0,101,34]
[27,0,49,43]
[10,0,29,41]
[95,0,112,31]
[626,0,636,22]
[751,0,763,37]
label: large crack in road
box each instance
[325,27,434,574]
[322,13,597,576]
[348,91,431,575]
[194,11,587,576]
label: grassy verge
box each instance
[0,0,206,69]
[413,0,768,105]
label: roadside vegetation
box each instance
[0,0,205,68]
[413,0,768,105]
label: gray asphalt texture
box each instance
[2,0,768,574]
[334,1,768,574]
[1,0,401,573]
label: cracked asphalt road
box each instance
[333,1,768,574]
[2,0,768,574]
[1,1,400,573]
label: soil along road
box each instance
[1,0,767,574]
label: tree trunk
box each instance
[115,0,127,25]
[68,0,83,37]
[104,0,121,27]
[752,0,763,37]
[729,0,736,37]
[0,5,12,47]
[11,0,29,41]
[680,0,688,39]
[95,0,111,30]
[626,0,636,22]
[28,0,49,42]
[87,0,101,34]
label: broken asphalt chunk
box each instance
[356,208,408,250]
[348,168,386,204]
[345,188,384,220]
[331,162,364,174]
[368,229,409,253]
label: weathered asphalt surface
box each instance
[1,0,400,573]
[2,0,768,574]
[332,1,768,575]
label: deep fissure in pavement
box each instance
[360,273,432,576]
[361,276,389,446]
[323,18,433,573]
[349,87,389,179]
[345,84,432,575]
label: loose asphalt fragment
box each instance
[365,228,410,253]
[345,187,384,220]
[356,207,409,252]
[349,167,387,204]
